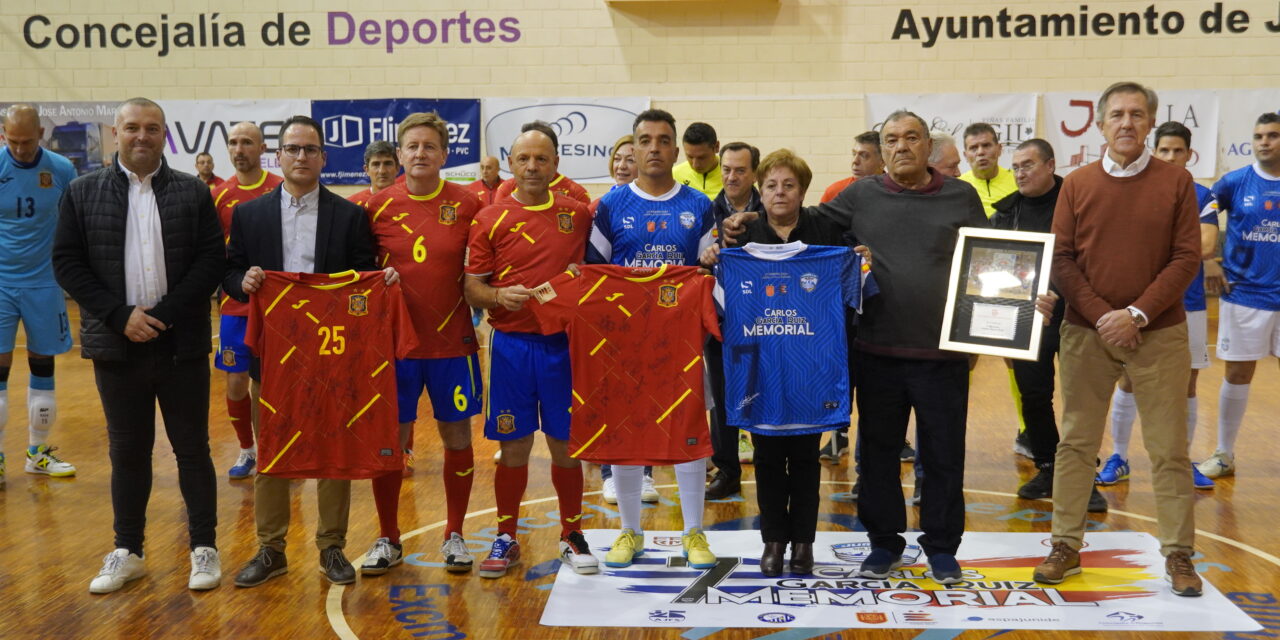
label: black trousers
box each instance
[854,351,968,557]
[752,432,821,543]
[1011,320,1062,467]
[707,336,740,481]
[93,346,217,555]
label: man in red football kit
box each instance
[212,122,283,479]
[358,112,484,576]
[348,141,399,208]
[491,122,591,205]
[466,155,502,206]
[463,126,599,578]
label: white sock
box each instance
[1186,397,1198,447]
[1109,389,1137,459]
[612,465,644,532]
[27,388,55,449]
[1217,381,1250,455]
[675,459,707,532]
[0,388,8,450]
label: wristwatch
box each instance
[1126,306,1148,328]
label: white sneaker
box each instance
[1197,450,1235,478]
[559,531,600,574]
[641,474,660,503]
[440,532,474,573]
[25,445,76,477]
[361,536,404,576]
[189,547,222,590]
[601,476,618,504]
[90,549,146,594]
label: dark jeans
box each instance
[707,336,740,481]
[854,350,968,557]
[93,346,217,556]
[1012,320,1062,467]
[752,431,821,543]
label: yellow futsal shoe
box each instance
[604,528,645,568]
[25,445,76,477]
[683,528,717,569]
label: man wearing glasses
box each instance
[223,115,399,588]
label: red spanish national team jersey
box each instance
[466,179,499,206]
[246,270,418,479]
[347,186,378,208]
[494,174,591,205]
[367,179,480,359]
[214,170,284,317]
[532,263,721,465]
[465,193,591,334]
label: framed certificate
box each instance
[939,228,1055,360]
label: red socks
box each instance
[494,463,528,537]
[442,446,475,538]
[372,471,402,544]
[227,396,253,449]
[550,464,584,538]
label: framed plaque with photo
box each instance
[939,228,1055,360]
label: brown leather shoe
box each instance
[705,471,741,500]
[789,543,814,575]
[1032,541,1080,584]
[759,542,785,577]
[1166,550,1203,597]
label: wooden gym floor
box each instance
[0,300,1277,640]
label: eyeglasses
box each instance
[280,144,323,158]
[1012,162,1040,174]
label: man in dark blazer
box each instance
[53,97,226,594]
[224,115,398,588]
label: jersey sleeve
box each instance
[55,159,77,188]
[695,198,717,261]
[530,270,581,335]
[1211,173,1237,215]
[387,282,420,359]
[697,273,722,341]
[585,197,615,264]
[839,249,861,311]
[245,280,268,356]
[569,180,592,204]
[464,213,497,277]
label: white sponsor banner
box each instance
[865,93,1037,173]
[542,530,1259,631]
[1217,89,1280,175]
[1043,90,1219,179]
[482,97,649,184]
[156,99,308,178]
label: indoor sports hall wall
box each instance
[4,0,1279,191]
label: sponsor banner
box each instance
[481,97,649,184]
[1217,89,1280,175]
[157,99,308,177]
[0,101,121,176]
[864,93,1037,173]
[309,98,480,184]
[1043,90,1219,178]
[542,530,1260,631]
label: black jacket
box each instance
[990,175,1062,234]
[53,155,225,362]
[223,184,377,301]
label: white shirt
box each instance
[121,163,167,307]
[1101,147,1152,177]
[280,186,319,273]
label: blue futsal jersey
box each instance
[716,242,870,435]
[586,182,715,267]
[1214,163,1280,311]
[0,147,77,287]
[1182,183,1219,313]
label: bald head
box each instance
[507,130,558,204]
[3,104,44,164]
[227,121,267,178]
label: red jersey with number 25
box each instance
[213,170,284,317]
[532,264,721,465]
[247,270,417,479]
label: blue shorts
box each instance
[484,329,571,442]
[0,286,72,355]
[395,354,483,423]
[215,315,251,373]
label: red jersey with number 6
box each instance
[532,263,720,465]
[247,270,417,479]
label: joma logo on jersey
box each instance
[439,204,458,225]
[496,413,516,434]
[557,211,575,233]
[38,171,53,188]
[658,284,678,307]
[348,294,369,316]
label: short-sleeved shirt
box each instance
[367,179,480,358]
[1214,163,1280,311]
[465,193,591,334]
[346,186,379,209]
[494,174,591,205]
[672,161,722,199]
[586,182,715,267]
[0,147,77,287]
[213,170,285,316]
[1182,183,1220,312]
[959,166,1017,217]
[466,179,499,206]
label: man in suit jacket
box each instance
[224,115,399,588]
[53,98,226,594]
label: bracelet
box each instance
[493,287,501,308]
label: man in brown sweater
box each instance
[1033,82,1204,596]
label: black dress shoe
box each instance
[789,542,814,574]
[760,542,786,577]
[320,546,356,585]
[234,546,288,587]
[705,471,741,500]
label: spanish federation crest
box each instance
[38,171,53,188]
[657,284,678,308]
[439,203,458,225]
[557,211,575,233]
[496,413,516,434]
[348,294,369,316]
[221,348,236,368]
[800,273,818,292]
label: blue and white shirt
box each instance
[1214,162,1280,311]
[586,182,715,267]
